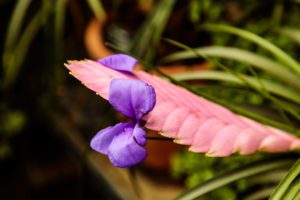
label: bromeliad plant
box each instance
[66,48,300,199]
[66,54,300,161]
[66,26,300,199]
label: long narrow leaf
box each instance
[3,0,32,51]
[145,0,175,62]
[160,46,300,91]
[278,27,300,46]
[86,0,106,20]
[174,159,294,200]
[55,0,68,45]
[293,190,300,200]
[248,170,287,185]
[270,158,300,200]
[3,0,52,88]
[130,0,175,63]
[283,178,300,200]
[201,24,300,77]
[244,187,275,200]
[173,71,300,105]
[2,0,32,86]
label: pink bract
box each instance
[65,60,300,157]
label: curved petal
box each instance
[133,123,147,146]
[108,124,147,168]
[98,54,137,72]
[90,122,134,154]
[109,78,156,120]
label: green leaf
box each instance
[160,46,300,91]
[278,27,300,46]
[2,0,53,88]
[2,0,32,88]
[86,0,106,20]
[175,158,294,200]
[270,158,300,200]
[130,0,175,64]
[173,71,300,105]
[3,0,32,51]
[200,24,300,77]
[282,178,300,200]
[193,84,265,105]
[293,190,300,200]
[248,169,287,185]
[54,0,68,45]
[244,187,275,200]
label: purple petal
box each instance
[133,123,147,146]
[97,54,137,72]
[109,78,156,120]
[90,122,134,154]
[108,124,147,168]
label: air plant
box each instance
[66,22,300,199]
[62,0,300,198]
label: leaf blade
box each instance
[160,46,300,91]
[201,24,300,77]
[269,158,300,200]
[173,71,300,105]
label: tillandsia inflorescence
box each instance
[65,54,300,168]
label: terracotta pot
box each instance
[84,17,112,59]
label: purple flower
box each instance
[90,54,156,168]
[98,54,137,72]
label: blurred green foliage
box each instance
[0,104,26,159]
[171,151,261,199]
[2,0,300,199]
[0,0,105,157]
